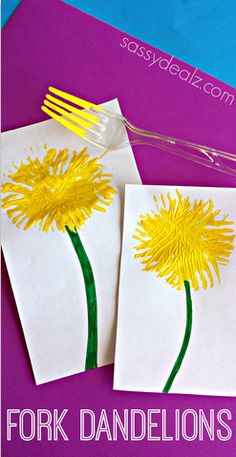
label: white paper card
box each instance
[114,185,236,396]
[1,99,141,384]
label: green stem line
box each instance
[162,280,193,393]
[66,225,98,370]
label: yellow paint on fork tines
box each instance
[48,86,103,112]
[45,94,100,123]
[43,99,93,129]
[41,106,86,138]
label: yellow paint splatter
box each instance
[134,189,235,291]
[1,146,117,232]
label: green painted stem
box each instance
[66,226,98,370]
[162,280,193,393]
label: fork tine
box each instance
[43,99,94,129]
[41,105,86,138]
[45,93,100,123]
[48,86,103,112]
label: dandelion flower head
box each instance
[1,147,117,232]
[134,189,235,290]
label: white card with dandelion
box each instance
[1,99,141,385]
[114,184,236,396]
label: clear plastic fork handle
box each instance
[120,118,236,177]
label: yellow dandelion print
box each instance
[134,189,235,291]
[2,146,118,371]
[1,146,117,232]
[133,189,235,393]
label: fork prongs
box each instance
[48,86,103,112]
[41,105,87,138]
[41,86,105,144]
[45,93,100,123]
[43,99,94,130]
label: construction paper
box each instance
[1,99,141,384]
[114,184,236,396]
[63,0,236,86]
[4,1,236,86]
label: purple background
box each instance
[2,0,236,455]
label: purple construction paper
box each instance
[1,1,236,456]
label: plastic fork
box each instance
[41,87,236,177]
